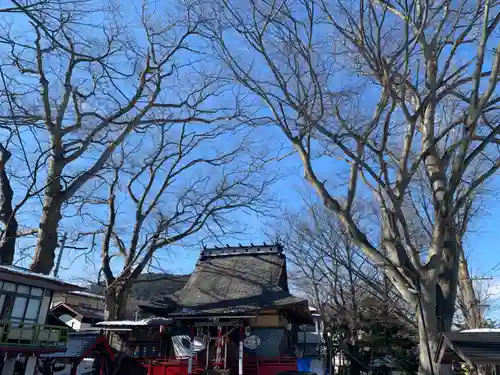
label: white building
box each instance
[0,264,82,375]
[50,291,105,330]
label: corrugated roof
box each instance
[163,244,308,317]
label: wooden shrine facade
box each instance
[102,244,313,375]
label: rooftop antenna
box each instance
[226,244,230,248]
[238,243,242,247]
[263,242,267,246]
[250,242,254,246]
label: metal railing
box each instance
[0,321,69,347]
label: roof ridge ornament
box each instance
[200,244,283,258]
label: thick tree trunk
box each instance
[348,345,361,375]
[0,145,17,265]
[30,158,63,275]
[105,284,130,321]
[435,226,460,333]
[30,193,63,274]
[417,279,440,375]
[416,226,459,375]
[0,217,18,265]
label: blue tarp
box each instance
[296,358,312,372]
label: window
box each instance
[0,283,44,325]
[3,283,15,292]
[25,299,41,321]
[17,285,30,295]
[11,297,27,326]
[0,295,14,320]
[30,288,43,297]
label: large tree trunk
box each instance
[30,159,63,274]
[348,344,361,375]
[0,145,17,265]
[105,284,130,321]
[435,226,460,333]
[417,225,459,375]
[417,278,440,375]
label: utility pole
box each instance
[53,232,67,278]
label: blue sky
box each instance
[1,0,499,319]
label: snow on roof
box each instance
[68,290,105,300]
[96,317,172,327]
[0,264,83,289]
[460,328,500,333]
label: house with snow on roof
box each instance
[0,264,83,375]
[50,290,105,330]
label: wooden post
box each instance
[70,360,78,375]
[239,325,244,375]
[188,327,195,375]
[206,337,210,369]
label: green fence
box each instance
[0,321,68,347]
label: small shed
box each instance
[436,330,500,366]
[51,303,105,330]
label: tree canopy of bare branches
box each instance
[207,0,500,373]
[276,202,418,374]
[0,0,244,274]
[73,121,272,320]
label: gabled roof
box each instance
[0,265,84,292]
[51,303,104,321]
[436,331,500,365]
[142,244,309,321]
[90,273,189,319]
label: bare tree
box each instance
[281,203,414,328]
[207,0,500,373]
[0,0,236,273]
[276,202,416,374]
[72,122,272,320]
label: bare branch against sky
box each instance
[0,0,254,274]
[208,0,500,373]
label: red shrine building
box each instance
[98,244,313,375]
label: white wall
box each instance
[57,314,91,331]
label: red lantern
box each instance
[160,325,167,335]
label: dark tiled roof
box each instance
[89,274,189,319]
[438,332,500,365]
[161,244,308,317]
